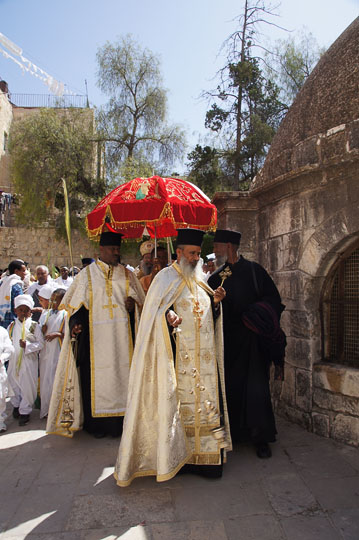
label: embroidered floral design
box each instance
[181,405,193,422]
[177,298,190,311]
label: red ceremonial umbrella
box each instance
[86,176,217,240]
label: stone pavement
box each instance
[1,407,358,540]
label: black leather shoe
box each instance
[256,442,272,459]
[12,407,20,419]
[19,414,30,426]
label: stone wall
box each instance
[214,191,258,261]
[313,364,359,446]
[0,225,142,271]
[212,17,359,446]
[213,122,359,447]
[0,226,97,270]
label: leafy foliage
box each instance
[96,35,186,181]
[9,108,106,234]
[189,3,322,195]
[187,145,226,198]
[200,0,286,190]
[265,29,325,107]
[206,58,284,184]
[105,155,155,191]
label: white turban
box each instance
[14,294,34,310]
[38,284,53,300]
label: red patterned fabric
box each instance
[86,176,217,239]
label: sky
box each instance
[0,0,358,172]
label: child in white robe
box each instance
[0,326,14,432]
[7,294,44,426]
[39,288,66,419]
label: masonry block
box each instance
[313,364,359,398]
[331,414,359,447]
[312,412,330,438]
[286,338,312,370]
[296,369,312,412]
[313,387,359,416]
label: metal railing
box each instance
[8,93,89,109]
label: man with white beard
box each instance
[114,228,232,487]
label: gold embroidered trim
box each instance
[87,265,97,418]
[185,424,220,436]
[114,451,192,487]
[54,344,72,429]
[156,452,192,482]
[97,260,119,319]
[114,469,158,487]
[86,203,217,241]
[194,297,201,454]
[187,452,221,465]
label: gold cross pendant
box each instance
[219,267,232,287]
[103,298,118,319]
[192,300,204,327]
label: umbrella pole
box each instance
[154,226,157,258]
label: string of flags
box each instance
[0,31,65,96]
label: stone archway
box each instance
[286,220,359,446]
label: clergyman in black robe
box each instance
[208,229,285,458]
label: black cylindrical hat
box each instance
[99,231,123,246]
[214,229,241,245]
[176,228,205,247]
[81,257,95,265]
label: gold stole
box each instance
[173,266,222,465]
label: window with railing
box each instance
[322,242,359,368]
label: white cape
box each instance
[47,262,145,437]
[114,263,231,486]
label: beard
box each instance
[215,255,226,267]
[179,256,203,281]
[140,260,152,275]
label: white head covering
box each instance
[14,294,34,310]
[140,241,155,256]
[38,284,53,300]
[206,253,216,261]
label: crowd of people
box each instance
[0,259,92,429]
[0,227,286,486]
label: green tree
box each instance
[186,145,226,198]
[203,0,285,189]
[106,155,154,190]
[265,29,325,108]
[96,35,186,181]
[9,108,105,235]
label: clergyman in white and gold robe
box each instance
[47,231,145,438]
[114,229,232,486]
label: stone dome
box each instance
[254,17,359,190]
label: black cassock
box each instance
[208,256,283,444]
[69,306,135,437]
